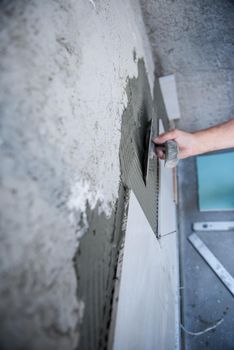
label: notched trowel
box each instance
[143,120,179,184]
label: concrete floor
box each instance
[140,0,234,349]
[178,157,234,350]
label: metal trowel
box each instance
[143,120,179,184]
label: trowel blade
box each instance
[143,119,155,185]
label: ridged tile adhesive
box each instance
[119,59,165,235]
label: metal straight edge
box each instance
[193,221,234,232]
[188,233,234,297]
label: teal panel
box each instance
[196,151,234,211]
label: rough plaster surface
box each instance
[0,1,154,349]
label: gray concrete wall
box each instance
[140,0,234,131]
[0,1,154,349]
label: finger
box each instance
[153,129,177,144]
[155,148,165,159]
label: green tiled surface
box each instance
[196,151,234,211]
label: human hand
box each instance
[153,129,200,159]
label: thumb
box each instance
[153,129,177,144]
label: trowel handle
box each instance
[164,140,179,168]
[154,140,179,168]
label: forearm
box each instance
[154,118,234,159]
[193,119,234,155]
